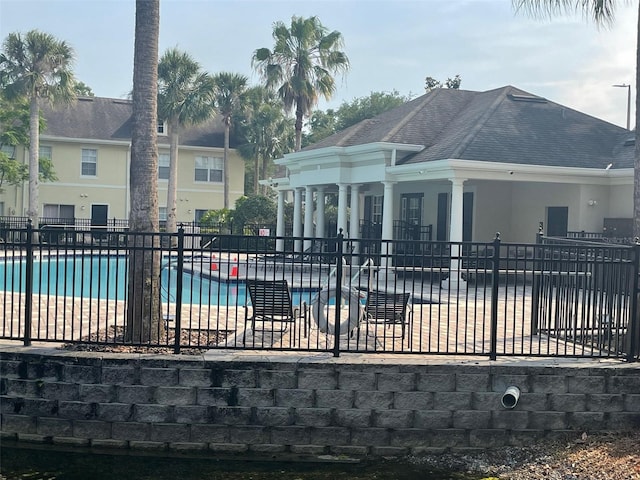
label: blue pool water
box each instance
[0,255,313,306]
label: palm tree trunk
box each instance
[253,154,260,195]
[294,104,304,151]
[634,1,640,239]
[223,121,230,209]
[27,95,40,230]
[126,0,162,343]
[166,118,179,234]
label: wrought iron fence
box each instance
[0,223,638,361]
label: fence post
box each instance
[332,230,344,357]
[173,226,185,354]
[627,240,640,362]
[530,223,544,336]
[489,232,500,360]
[24,220,34,346]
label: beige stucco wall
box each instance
[1,141,244,222]
[390,179,635,244]
[608,183,633,218]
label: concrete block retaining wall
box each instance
[1,349,639,457]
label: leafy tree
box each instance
[0,95,56,191]
[0,29,76,227]
[512,0,640,236]
[232,194,277,232]
[425,74,462,92]
[252,15,349,151]
[127,0,161,342]
[158,48,216,234]
[74,81,94,96]
[199,208,232,227]
[212,72,248,208]
[236,86,294,194]
[335,90,411,131]
[303,90,410,146]
[303,108,337,146]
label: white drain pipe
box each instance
[501,386,521,409]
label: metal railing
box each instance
[1,223,638,361]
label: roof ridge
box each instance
[381,90,441,142]
[449,86,512,158]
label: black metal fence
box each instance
[1,223,638,361]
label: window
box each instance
[194,156,223,182]
[39,145,52,175]
[39,145,52,159]
[158,207,167,221]
[1,144,15,159]
[372,196,383,224]
[195,209,208,222]
[158,153,170,180]
[81,149,97,176]
[157,121,166,135]
[43,204,75,221]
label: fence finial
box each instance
[538,221,544,234]
[494,232,501,241]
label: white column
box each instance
[381,181,395,267]
[350,184,361,254]
[443,178,466,290]
[316,186,326,238]
[303,186,314,251]
[293,187,303,252]
[276,190,286,252]
[337,183,348,236]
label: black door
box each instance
[437,193,448,241]
[547,206,568,237]
[91,204,108,227]
[463,192,473,242]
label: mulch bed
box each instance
[60,325,230,355]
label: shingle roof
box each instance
[304,86,629,170]
[40,96,226,148]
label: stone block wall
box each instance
[1,349,639,457]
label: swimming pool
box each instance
[0,255,313,306]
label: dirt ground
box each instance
[411,431,640,479]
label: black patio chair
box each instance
[362,290,412,346]
[244,279,307,344]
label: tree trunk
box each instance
[27,95,40,230]
[223,120,230,209]
[126,0,162,343]
[166,118,179,235]
[253,153,259,195]
[294,103,303,152]
[634,1,640,239]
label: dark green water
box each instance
[0,444,483,480]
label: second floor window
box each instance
[194,156,223,183]
[1,144,16,159]
[39,145,52,175]
[158,153,170,180]
[81,148,97,176]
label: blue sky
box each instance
[1,0,636,128]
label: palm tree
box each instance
[127,0,161,342]
[252,16,349,151]
[237,86,294,194]
[0,29,75,228]
[212,72,248,208]
[513,0,640,237]
[158,48,216,233]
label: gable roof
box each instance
[304,86,629,170]
[40,96,226,148]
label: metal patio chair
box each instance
[362,290,412,346]
[244,279,307,345]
